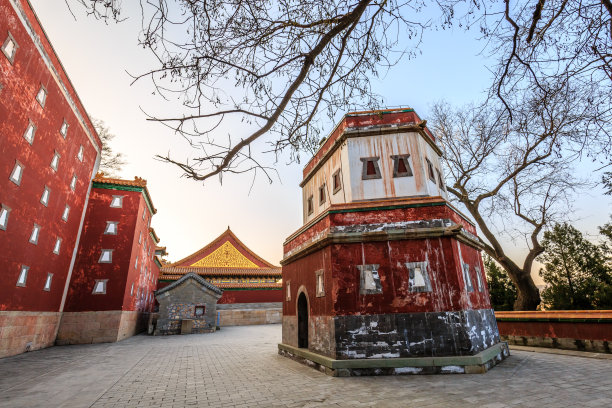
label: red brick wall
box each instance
[217,289,283,304]
[0,0,100,312]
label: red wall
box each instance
[64,186,158,312]
[0,0,100,312]
[218,289,283,304]
[497,321,611,341]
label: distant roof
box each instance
[155,272,223,296]
[92,173,157,214]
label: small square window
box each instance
[406,261,432,292]
[23,121,36,145]
[16,265,29,287]
[315,270,325,297]
[436,169,446,191]
[99,249,113,263]
[425,158,436,182]
[0,204,11,230]
[53,237,62,255]
[29,224,41,245]
[70,174,77,191]
[307,195,314,215]
[475,266,484,292]
[92,279,108,294]
[332,169,342,194]
[2,32,18,63]
[104,221,118,235]
[50,151,61,171]
[9,161,24,185]
[286,280,291,301]
[36,85,47,108]
[60,120,68,137]
[43,273,53,291]
[110,195,123,208]
[358,264,383,294]
[62,205,70,222]
[77,145,84,162]
[194,305,206,317]
[391,154,414,178]
[462,263,474,292]
[40,185,51,207]
[360,157,382,180]
[319,184,326,205]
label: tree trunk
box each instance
[512,271,541,310]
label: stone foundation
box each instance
[278,342,510,376]
[56,311,148,345]
[218,308,281,326]
[0,311,60,358]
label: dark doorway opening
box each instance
[297,292,308,348]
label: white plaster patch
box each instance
[441,365,465,374]
[394,367,423,374]
[369,352,400,358]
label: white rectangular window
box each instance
[92,279,108,294]
[135,255,138,269]
[475,266,484,292]
[29,224,40,245]
[286,280,291,301]
[98,249,113,263]
[110,195,123,208]
[130,283,134,296]
[36,85,47,108]
[2,33,17,63]
[406,261,432,292]
[61,205,70,222]
[316,270,325,297]
[104,221,118,235]
[50,151,60,171]
[16,265,29,287]
[43,273,53,291]
[142,210,146,220]
[0,204,11,230]
[9,161,23,185]
[53,237,62,255]
[462,263,474,292]
[77,145,84,162]
[138,231,142,244]
[60,120,68,137]
[23,121,36,144]
[70,174,77,191]
[358,264,383,295]
[40,186,51,206]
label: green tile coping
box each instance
[278,342,508,370]
[496,317,612,323]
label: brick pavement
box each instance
[0,325,611,408]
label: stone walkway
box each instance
[1,325,611,408]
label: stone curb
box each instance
[509,345,612,360]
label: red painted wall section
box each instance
[64,186,158,313]
[0,0,100,312]
[283,237,491,317]
[217,289,283,304]
[497,321,611,341]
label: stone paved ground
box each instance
[1,325,611,408]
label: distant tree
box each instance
[93,118,126,176]
[538,223,612,310]
[484,256,517,311]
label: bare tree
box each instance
[93,118,127,176]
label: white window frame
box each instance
[406,261,432,293]
[138,231,142,244]
[92,279,108,295]
[53,237,62,255]
[358,264,383,295]
[104,221,118,235]
[130,283,134,296]
[0,204,11,231]
[40,185,51,207]
[98,249,113,263]
[475,266,484,292]
[315,270,325,297]
[286,280,291,301]
[77,145,84,162]
[36,85,47,108]
[29,224,41,245]
[462,263,474,292]
[61,205,70,222]
[50,151,60,171]
[110,195,123,208]
[70,174,77,191]
[60,120,68,138]
[9,161,24,185]
[23,121,36,145]
[2,32,18,64]
[135,255,138,269]
[16,265,29,287]
[43,273,53,291]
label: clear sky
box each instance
[29,1,611,282]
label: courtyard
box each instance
[0,325,610,408]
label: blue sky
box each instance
[29,1,611,281]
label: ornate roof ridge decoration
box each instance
[167,227,278,268]
[92,173,157,214]
[155,272,223,296]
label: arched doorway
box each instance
[297,292,308,348]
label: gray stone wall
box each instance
[155,280,220,335]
